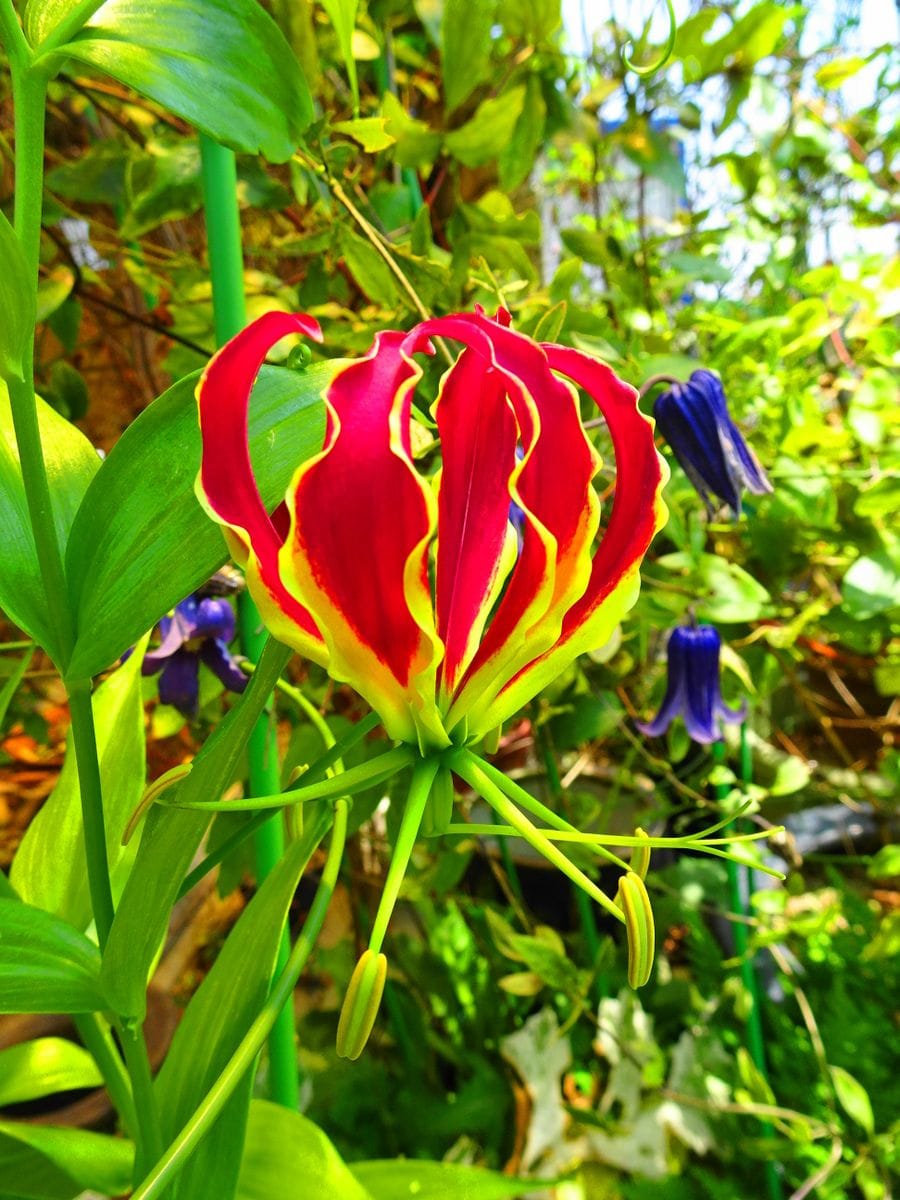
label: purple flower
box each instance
[637,624,746,745]
[141,595,247,717]
[653,369,772,515]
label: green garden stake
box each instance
[712,732,783,1200]
[199,135,299,1112]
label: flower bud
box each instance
[616,871,655,988]
[631,827,651,880]
[336,949,387,1060]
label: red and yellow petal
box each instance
[195,312,328,664]
[279,331,448,749]
[412,312,601,734]
[476,343,668,733]
[432,347,519,699]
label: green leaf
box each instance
[442,0,495,112]
[320,0,359,109]
[0,1038,102,1107]
[64,361,334,681]
[656,553,772,623]
[0,1122,132,1196]
[0,900,105,1014]
[382,93,442,171]
[354,1160,546,1199]
[339,228,401,308]
[497,0,561,43]
[867,844,900,880]
[532,300,567,344]
[43,0,313,163]
[499,75,546,191]
[854,476,900,519]
[11,640,147,929]
[815,55,868,89]
[0,212,34,384]
[0,647,34,735]
[101,639,292,1019]
[155,815,332,1200]
[830,1065,875,1135]
[237,1101,373,1200]
[445,87,526,168]
[842,551,900,620]
[0,385,100,664]
[332,118,395,153]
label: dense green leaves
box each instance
[0,900,105,1014]
[11,640,147,928]
[37,0,313,162]
[0,386,99,663]
[65,362,333,680]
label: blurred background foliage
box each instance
[1,0,898,1197]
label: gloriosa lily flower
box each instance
[188,310,784,1055]
[195,308,667,752]
[653,368,772,516]
[638,623,746,745]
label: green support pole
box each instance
[199,136,299,1111]
[712,733,783,1200]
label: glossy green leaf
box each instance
[42,0,313,163]
[445,87,526,168]
[353,1160,547,1199]
[442,0,494,112]
[830,1065,875,1135]
[381,93,442,171]
[497,0,560,43]
[0,646,34,735]
[499,75,546,191]
[320,0,359,110]
[154,813,331,1200]
[0,212,33,384]
[332,118,395,153]
[237,1102,373,1200]
[656,553,772,623]
[11,640,147,929]
[101,639,292,1019]
[0,386,99,663]
[339,228,401,308]
[842,551,900,620]
[0,900,105,1014]
[65,361,334,680]
[0,1121,132,1196]
[0,1038,102,1107]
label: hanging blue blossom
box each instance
[638,624,745,744]
[140,595,247,718]
[653,369,772,515]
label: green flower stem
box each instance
[455,752,625,926]
[130,801,349,1200]
[368,757,440,954]
[73,1014,139,1139]
[712,734,783,1200]
[471,754,630,871]
[534,718,608,997]
[161,746,416,811]
[4,54,163,1169]
[120,1021,163,1182]
[67,677,115,945]
[176,713,380,898]
[200,131,301,1110]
